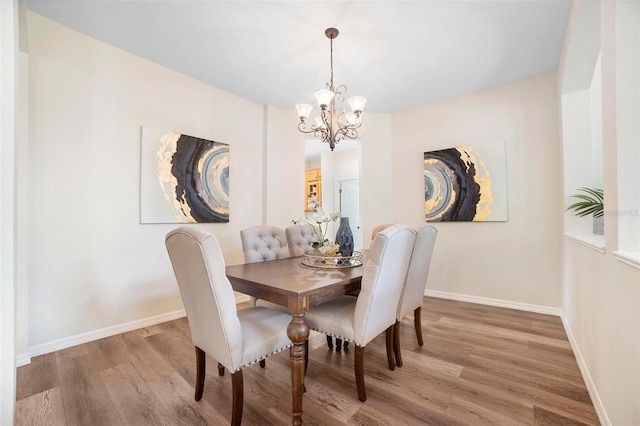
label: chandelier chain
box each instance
[330,37,334,90]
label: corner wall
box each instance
[26,12,265,351]
[1,1,18,423]
[391,74,563,309]
[558,2,640,424]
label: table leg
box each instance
[287,312,309,425]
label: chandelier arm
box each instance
[348,119,363,130]
[334,110,350,128]
[333,85,347,102]
[297,122,319,135]
[298,122,331,142]
[333,126,360,141]
[333,126,349,140]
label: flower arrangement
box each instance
[293,209,341,255]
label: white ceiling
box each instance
[26,0,572,114]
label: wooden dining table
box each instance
[225,254,367,425]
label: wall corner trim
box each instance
[16,353,31,368]
[560,314,611,426]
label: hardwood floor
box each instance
[15,297,600,425]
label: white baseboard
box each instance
[560,314,610,426]
[425,289,562,316]
[425,289,607,426]
[16,352,31,367]
[27,309,186,359]
[24,296,250,360]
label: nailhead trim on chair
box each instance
[231,343,293,373]
[309,327,354,345]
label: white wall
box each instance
[26,12,266,351]
[264,104,306,227]
[559,2,640,424]
[391,74,563,308]
[1,1,18,423]
[358,112,394,247]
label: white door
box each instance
[338,179,361,249]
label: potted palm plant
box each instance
[566,187,604,234]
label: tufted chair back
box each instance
[240,225,290,263]
[285,224,320,257]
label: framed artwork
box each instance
[140,126,229,223]
[424,142,507,222]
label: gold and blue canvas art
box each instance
[140,126,229,223]
[424,142,507,222]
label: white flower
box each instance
[292,210,340,248]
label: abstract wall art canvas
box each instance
[423,142,507,222]
[140,127,229,223]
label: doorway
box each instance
[338,179,361,249]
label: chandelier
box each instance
[295,28,367,151]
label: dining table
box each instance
[225,252,367,425]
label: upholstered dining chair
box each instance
[303,225,416,402]
[393,224,438,367]
[240,225,290,263]
[285,223,349,351]
[240,225,290,308]
[370,223,395,241]
[165,227,293,426]
[285,223,318,257]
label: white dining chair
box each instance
[240,225,290,309]
[303,224,416,402]
[240,225,290,262]
[165,227,293,426]
[370,223,395,240]
[285,223,319,257]
[285,222,350,351]
[393,224,438,367]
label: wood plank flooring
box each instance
[15,297,600,425]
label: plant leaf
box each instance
[566,187,604,218]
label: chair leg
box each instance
[385,326,396,371]
[414,307,424,346]
[336,338,343,352]
[326,335,334,350]
[304,339,309,394]
[231,370,243,426]
[393,321,403,367]
[195,347,206,401]
[304,339,309,375]
[343,341,349,350]
[259,359,266,368]
[354,345,366,402]
[217,362,225,376]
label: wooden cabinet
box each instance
[305,168,322,211]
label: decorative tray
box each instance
[301,250,363,269]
